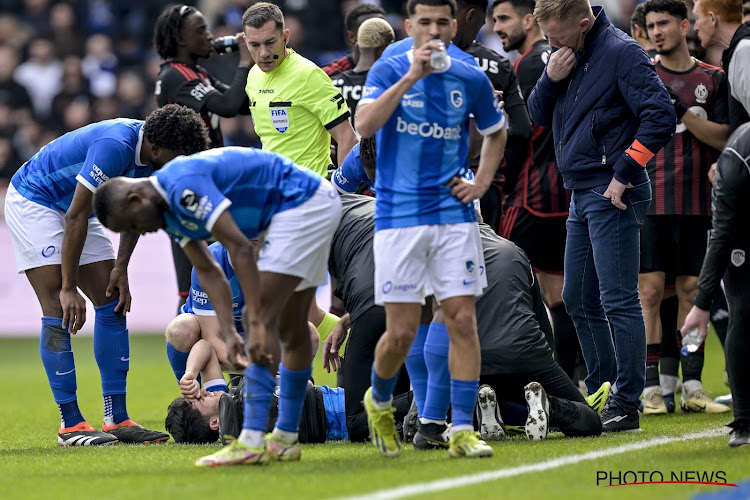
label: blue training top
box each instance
[152,147,322,245]
[360,51,505,231]
[12,119,149,213]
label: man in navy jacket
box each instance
[528,0,675,432]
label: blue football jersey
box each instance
[332,143,374,194]
[360,52,505,230]
[382,37,476,65]
[151,147,322,245]
[181,242,244,332]
[11,119,150,213]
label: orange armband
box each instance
[625,140,655,167]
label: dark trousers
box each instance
[344,306,412,442]
[724,250,750,423]
[480,362,602,437]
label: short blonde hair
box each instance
[357,18,395,48]
[534,0,593,23]
[695,0,743,24]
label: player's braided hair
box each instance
[165,397,219,444]
[360,137,377,171]
[143,104,210,156]
[153,4,197,59]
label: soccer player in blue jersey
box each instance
[354,0,508,458]
[4,104,209,446]
[162,241,321,385]
[93,146,342,466]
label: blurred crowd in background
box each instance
[0,0,655,180]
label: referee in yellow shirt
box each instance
[242,2,357,176]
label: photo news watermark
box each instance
[596,470,738,487]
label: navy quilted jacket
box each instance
[528,7,675,190]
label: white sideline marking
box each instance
[337,428,727,500]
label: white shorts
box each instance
[257,180,342,292]
[374,222,487,305]
[4,183,115,273]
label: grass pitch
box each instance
[1,331,747,500]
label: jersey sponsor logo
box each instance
[382,281,417,294]
[362,85,378,99]
[192,289,209,306]
[180,189,199,212]
[258,89,274,94]
[333,169,349,187]
[450,90,463,109]
[330,94,345,110]
[402,98,425,108]
[473,57,499,74]
[41,245,56,258]
[181,220,199,231]
[396,116,461,140]
[271,108,289,133]
[89,164,110,187]
[731,249,745,267]
[337,85,363,102]
[189,82,215,101]
[695,83,708,104]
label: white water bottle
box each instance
[680,328,704,356]
[430,39,448,71]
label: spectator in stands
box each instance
[14,37,62,118]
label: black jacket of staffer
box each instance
[694,123,750,310]
[466,42,532,178]
[722,22,750,132]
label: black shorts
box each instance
[639,215,711,276]
[499,206,566,274]
[170,238,193,297]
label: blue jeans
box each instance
[562,176,651,414]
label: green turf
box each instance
[0,331,747,500]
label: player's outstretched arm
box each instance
[331,120,358,167]
[60,183,96,334]
[183,239,247,371]
[356,40,441,138]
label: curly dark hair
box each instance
[153,4,198,59]
[165,397,219,444]
[344,4,386,33]
[143,104,210,155]
[642,0,688,21]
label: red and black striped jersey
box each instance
[322,54,354,77]
[155,61,226,149]
[506,39,569,216]
[648,60,728,215]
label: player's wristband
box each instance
[316,312,340,341]
[624,140,656,168]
